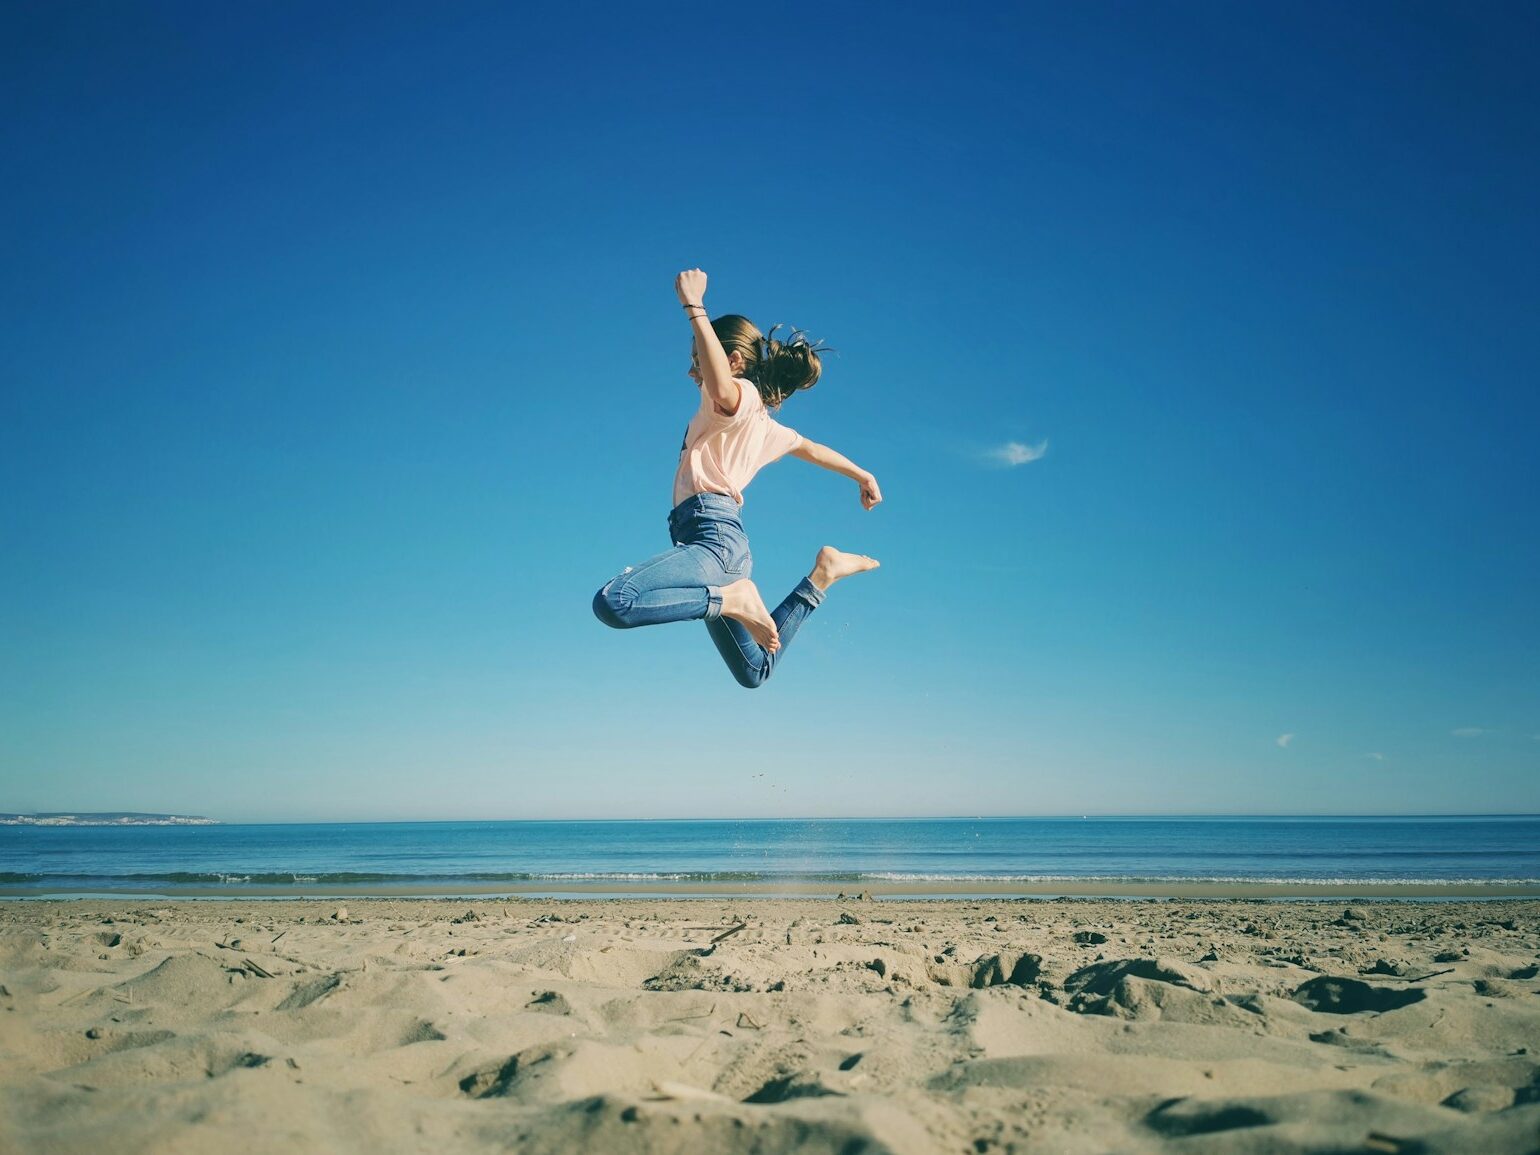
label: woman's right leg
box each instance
[592,541,729,629]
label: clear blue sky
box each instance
[3,2,1536,821]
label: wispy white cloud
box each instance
[1365,752,1385,761]
[1450,727,1491,738]
[1276,733,1294,749]
[986,440,1049,467]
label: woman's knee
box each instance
[592,582,631,629]
[730,662,769,689]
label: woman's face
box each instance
[687,343,742,385]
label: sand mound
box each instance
[454,1038,684,1104]
[275,972,343,1011]
[926,949,1041,988]
[641,951,758,993]
[1370,1056,1540,1112]
[507,939,694,987]
[0,930,51,969]
[47,1027,287,1088]
[1141,1088,1540,1152]
[1063,957,1219,1017]
[490,1093,908,1155]
[111,953,253,1018]
[1067,957,1217,999]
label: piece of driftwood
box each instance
[710,922,747,943]
[1361,967,1456,984]
[664,1002,717,1022]
[651,1080,733,1102]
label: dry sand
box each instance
[2,897,1538,1154]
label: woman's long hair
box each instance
[707,314,832,409]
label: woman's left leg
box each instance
[705,577,825,689]
[594,498,787,653]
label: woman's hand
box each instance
[859,472,883,511]
[675,268,708,308]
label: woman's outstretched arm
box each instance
[675,268,742,415]
[790,440,883,510]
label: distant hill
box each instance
[0,812,220,826]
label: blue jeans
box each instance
[592,493,825,688]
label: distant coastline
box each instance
[0,813,219,827]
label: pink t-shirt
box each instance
[672,376,803,507]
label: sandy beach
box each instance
[2,897,1538,1154]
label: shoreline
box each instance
[5,878,1540,900]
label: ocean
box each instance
[3,816,1538,899]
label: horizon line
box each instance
[10,811,1539,825]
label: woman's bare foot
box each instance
[809,545,881,591]
[720,579,780,652]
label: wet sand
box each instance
[6,879,1538,900]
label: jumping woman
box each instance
[592,268,882,688]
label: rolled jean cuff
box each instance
[791,577,825,609]
[704,586,724,620]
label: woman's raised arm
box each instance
[675,269,742,415]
